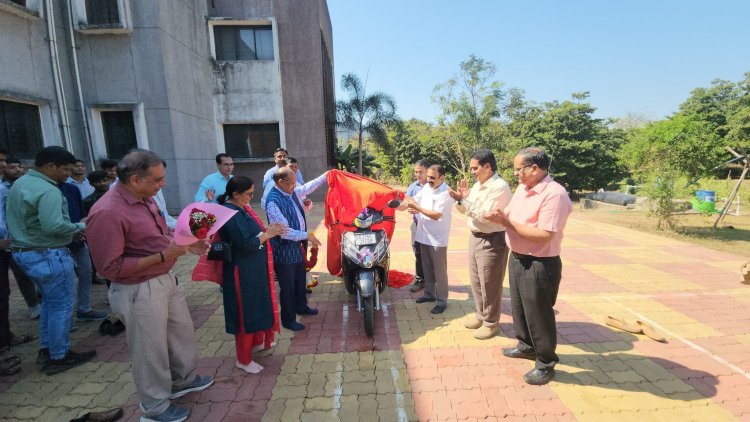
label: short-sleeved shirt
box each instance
[194,171,233,203]
[504,175,572,257]
[413,182,454,247]
[86,183,172,284]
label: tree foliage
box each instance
[431,55,509,178]
[336,72,400,175]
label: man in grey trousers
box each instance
[402,164,454,314]
[87,150,213,422]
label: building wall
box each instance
[0,0,333,211]
[208,0,334,199]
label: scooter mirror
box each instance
[387,199,402,208]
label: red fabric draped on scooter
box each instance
[324,170,404,276]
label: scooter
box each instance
[340,199,401,337]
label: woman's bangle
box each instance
[159,252,165,263]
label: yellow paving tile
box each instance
[582,264,704,293]
[565,295,722,339]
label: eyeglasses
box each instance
[513,164,533,172]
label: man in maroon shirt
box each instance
[86,150,212,422]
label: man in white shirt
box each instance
[448,149,512,340]
[402,164,454,314]
[262,148,304,191]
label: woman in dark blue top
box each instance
[217,176,285,374]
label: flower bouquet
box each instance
[174,202,238,246]
[189,208,216,240]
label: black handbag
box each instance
[207,241,232,261]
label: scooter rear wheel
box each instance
[363,295,375,337]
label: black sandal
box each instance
[0,355,21,376]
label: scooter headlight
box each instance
[342,233,360,263]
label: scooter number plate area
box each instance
[353,233,377,246]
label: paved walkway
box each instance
[0,206,748,421]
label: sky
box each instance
[328,0,750,123]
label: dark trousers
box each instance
[274,262,307,326]
[412,241,424,280]
[0,251,10,349]
[1,250,39,308]
[508,253,562,370]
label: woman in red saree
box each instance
[216,176,285,374]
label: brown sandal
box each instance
[605,316,642,334]
[636,320,666,342]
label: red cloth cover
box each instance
[324,170,404,276]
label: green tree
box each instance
[432,55,509,177]
[620,115,722,229]
[505,93,625,192]
[336,73,399,175]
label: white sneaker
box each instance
[236,360,263,374]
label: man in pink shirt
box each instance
[86,150,213,422]
[485,147,572,385]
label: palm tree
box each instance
[336,72,399,175]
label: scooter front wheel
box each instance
[363,294,375,337]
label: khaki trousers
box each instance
[109,273,198,416]
[468,232,509,327]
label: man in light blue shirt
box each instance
[67,159,94,199]
[194,153,234,203]
[262,148,304,191]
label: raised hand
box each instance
[205,188,215,202]
[458,179,470,197]
[484,209,510,226]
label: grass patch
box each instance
[576,207,750,257]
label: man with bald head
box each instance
[264,167,328,331]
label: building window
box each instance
[85,0,119,25]
[101,111,137,160]
[0,100,43,160]
[214,26,274,61]
[223,124,280,159]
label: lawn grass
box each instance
[575,207,750,257]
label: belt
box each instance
[10,246,67,253]
[471,231,504,238]
[511,252,558,262]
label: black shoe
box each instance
[296,307,319,316]
[502,347,537,360]
[523,368,555,385]
[306,288,313,294]
[430,305,446,314]
[415,296,436,304]
[45,350,96,375]
[36,348,49,370]
[410,278,425,293]
[70,407,124,422]
[283,321,305,331]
